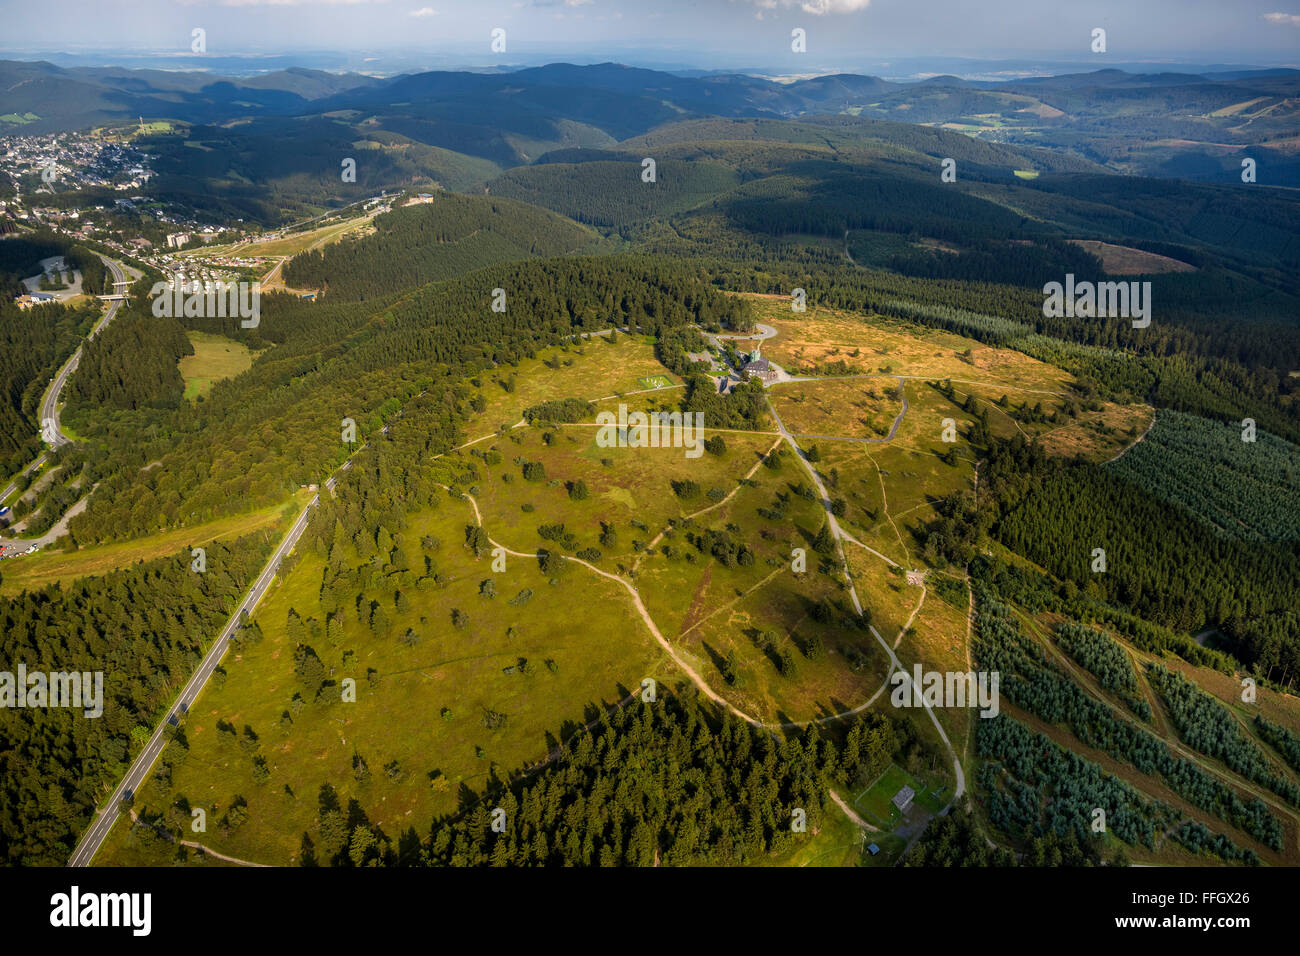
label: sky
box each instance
[3,0,1299,75]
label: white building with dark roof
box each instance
[740,346,778,384]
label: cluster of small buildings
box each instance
[163,265,241,294]
[14,292,58,309]
[683,341,781,395]
[0,131,154,193]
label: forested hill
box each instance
[24,61,1297,228]
[415,694,893,867]
[488,120,1097,233]
[971,435,1300,689]
[283,196,599,302]
[0,297,93,473]
[58,237,1299,553]
[61,257,749,545]
[0,532,280,864]
[0,234,106,473]
[614,115,1104,174]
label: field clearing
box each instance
[821,436,972,568]
[93,120,173,141]
[918,373,1150,464]
[1210,97,1270,117]
[760,797,867,867]
[463,420,893,727]
[904,578,970,677]
[196,215,372,260]
[844,555,916,645]
[462,335,677,437]
[0,496,302,596]
[946,377,1151,462]
[792,379,975,542]
[635,455,890,724]
[1070,240,1196,275]
[630,477,821,641]
[887,380,981,449]
[677,577,891,725]
[179,331,260,400]
[841,495,912,569]
[853,764,945,828]
[1034,401,1153,462]
[850,432,972,514]
[902,579,974,751]
[770,377,903,440]
[461,421,778,574]
[842,548,969,762]
[99,492,667,866]
[744,297,1075,396]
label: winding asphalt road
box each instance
[42,255,128,449]
[0,256,127,549]
[704,322,778,346]
[0,454,45,507]
[0,255,126,546]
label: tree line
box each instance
[0,531,279,864]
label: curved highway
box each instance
[0,454,46,507]
[42,254,128,449]
[0,255,127,548]
[1,254,126,499]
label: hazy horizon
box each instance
[2,0,1298,78]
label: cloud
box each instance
[1262,12,1300,26]
[737,0,869,14]
[409,5,436,15]
[217,0,389,6]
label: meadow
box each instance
[95,289,1178,866]
[178,331,260,400]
